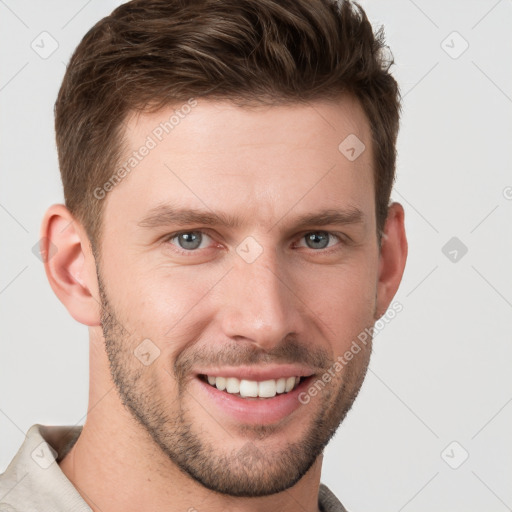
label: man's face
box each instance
[96,98,379,496]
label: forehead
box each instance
[104,98,375,231]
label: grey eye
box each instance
[304,232,330,249]
[176,231,203,250]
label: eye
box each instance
[168,231,212,251]
[297,231,341,250]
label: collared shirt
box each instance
[0,424,348,511]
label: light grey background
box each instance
[1,1,511,510]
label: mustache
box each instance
[174,338,332,382]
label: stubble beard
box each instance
[97,268,372,497]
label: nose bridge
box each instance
[220,248,301,348]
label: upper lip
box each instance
[195,364,316,381]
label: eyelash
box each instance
[163,230,346,256]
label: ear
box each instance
[40,204,101,326]
[375,202,408,319]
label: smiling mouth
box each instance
[199,374,309,399]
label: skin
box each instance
[42,97,407,512]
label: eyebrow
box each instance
[138,205,364,231]
[138,205,243,229]
[290,208,364,229]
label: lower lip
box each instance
[193,376,313,425]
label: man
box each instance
[0,0,407,510]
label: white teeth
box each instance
[226,377,240,394]
[258,379,277,398]
[239,379,258,398]
[285,376,295,393]
[206,375,301,398]
[215,376,226,391]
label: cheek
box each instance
[107,263,222,348]
[300,261,378,350]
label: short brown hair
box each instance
[55,0,400,246]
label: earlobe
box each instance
[41,204,101,326]
[375,202,408,319]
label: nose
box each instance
[218,251,305,351]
